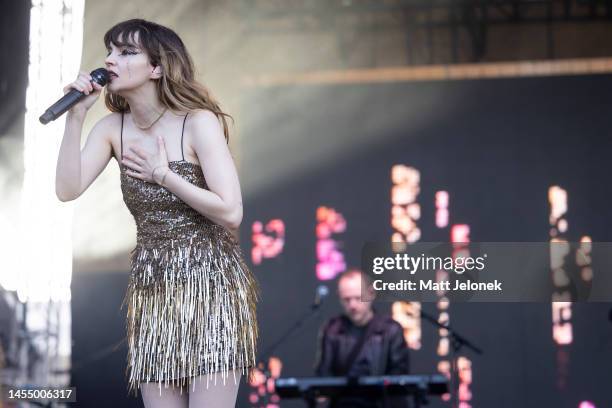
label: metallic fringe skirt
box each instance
[120,235,260,396]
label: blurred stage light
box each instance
[17,0,84,301]
[2,0,85,388]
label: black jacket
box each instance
[314,311,411,408]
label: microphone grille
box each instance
[90,68,110,86]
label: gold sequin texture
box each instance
[119,161,260,396]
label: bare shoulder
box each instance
[185,109,227,149]
[188,108,220,123]
[186,109,223,134]
[93,112,123,130]
[87,112,124,161]
[89,112,123,138]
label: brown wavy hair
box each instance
[103,19,232,141]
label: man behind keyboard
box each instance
[314,268,411,408]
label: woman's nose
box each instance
[104,53,116,67]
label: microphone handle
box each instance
[39,88,86,124]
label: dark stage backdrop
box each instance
[237,74,612,408]
[70,74,612,407]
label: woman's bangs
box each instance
[104,25,142,50]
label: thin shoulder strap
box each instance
[181,113,188,161]
[120,112,125,161]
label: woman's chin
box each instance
[107,82,147,95]
[106,82,118,92]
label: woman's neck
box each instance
[121,84,166,128]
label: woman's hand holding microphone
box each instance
[63,70,104,118]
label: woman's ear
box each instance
[151,65,162,79]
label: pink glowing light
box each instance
[435,191,449,228]
[251,219,285,265]
[316,206,347,281]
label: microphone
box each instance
[39,68,109,124]
[313,285,329,308]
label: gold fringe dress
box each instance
[117,112,260,396]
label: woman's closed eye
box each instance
[120,49,138,56]
[105,48,139,57]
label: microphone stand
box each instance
[419,309,483,408]
[258,299,325,407]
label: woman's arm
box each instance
[145,110,242,230]
[55,112,114,202]
[55,70,112,202]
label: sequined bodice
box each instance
[120,160,217,247]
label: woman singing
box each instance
[55,19,260,408]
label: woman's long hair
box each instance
[103,19,232,141]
